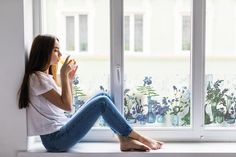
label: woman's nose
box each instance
[58,51,62,57]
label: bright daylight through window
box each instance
[38,0,236,140]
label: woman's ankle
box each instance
[128,130,143,141]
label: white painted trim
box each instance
[17,142,236,157]
[110,0,124,113]
[191,0,205,139]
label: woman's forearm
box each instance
[60,75,73,111]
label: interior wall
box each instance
[0,0,32,156]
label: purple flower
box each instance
[73,76,79,85]
[136,114,146,121]
[143,76,152,86]
[153,99,170,116]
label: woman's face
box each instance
[50,39,62,65]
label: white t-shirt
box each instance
[27,71,69,136]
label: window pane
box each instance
[124,0,191,127]
[66,16,75,51]
[182,15,191,51]
[134,14,143,52]
[205,0,236,127]
[42,0,110,126]
[124,16,130,51]
[79,15,88,52]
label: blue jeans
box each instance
[40,92,133,152]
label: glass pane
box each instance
[134,14,143,52]
[124,0,192,127]
[42,0,110,126]
[66,16,75,51]
[124,16,130,51]
[205,0,236,127]
[79,15,88,52]
[182,16,191,51]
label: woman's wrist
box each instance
[60,74,69,83]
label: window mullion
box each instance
[110,0,123,113]
[192,0,206,138]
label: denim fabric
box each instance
[40,92,132,152]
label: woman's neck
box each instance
[44,69,49,74]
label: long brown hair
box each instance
[18,34,58,109]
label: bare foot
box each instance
[119,136,151,152]
[138,136,163,150]
[128,131,163,150]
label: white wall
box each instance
[0,0,31,156]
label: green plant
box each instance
[206,80,228,105]
[73,76,86,97]
[136,76,158,97]
[170,106,184,115]
[73,85,86,97]
[205,79,229,123]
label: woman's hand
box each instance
[69,64,78,81]
[60,55,77,81]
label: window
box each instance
[65,14,88,52]
[124,16,130,51]
[124,14,143,53]
[134,14,143,52]
[66,16,75,51]
[79,15,88,52]
[123,0,191,128]
[205,0,236,128]
[33,0,236,141]
[182,15,191,51]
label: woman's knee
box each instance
[98,91,111,98]
[96,95,110,103]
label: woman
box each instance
[18,34,163,152]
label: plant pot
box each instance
[136,114,146,125]
[146,96,156,123]
[156,114,166,123]
[171,115,179,126]
[215,116,224,124]
[146,111,156,123]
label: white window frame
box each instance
[32,0,236,142]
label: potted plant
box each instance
[215,102,227,123]
[72,76,86,111]
[124,89,146,124]
[225,93,236,124]
[205,80,228,124]
[153,97,170,123]
[136,76,158,123]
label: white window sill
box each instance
[17,142,236,157]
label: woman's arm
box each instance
[42,56,77,112]
[42,88,72,112]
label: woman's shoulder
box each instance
[29,71,56,95]
[31,71,53,79]
[30,71,53,84]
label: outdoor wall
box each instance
[0,0,30,156]
[44,0,110,54]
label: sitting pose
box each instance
[18,34,163,152]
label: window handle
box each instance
[116,65,121,85]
